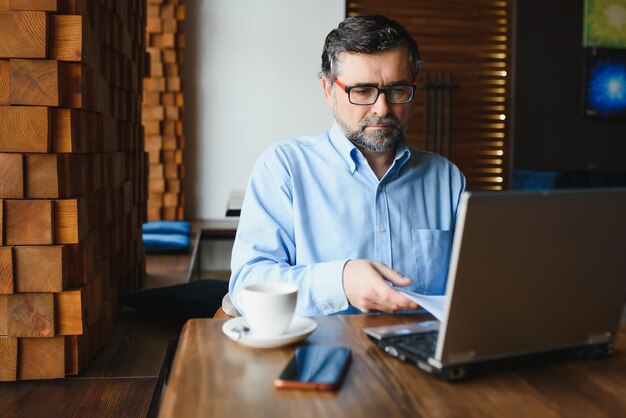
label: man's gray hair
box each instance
[320,14,421,82]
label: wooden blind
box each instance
[347,0,513,190]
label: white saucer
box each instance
[222,316,317,348]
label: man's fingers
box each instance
[388,291,420,311]
[369,280,420,312]
[343,259,420,312]
[372,262,412,286]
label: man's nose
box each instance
[370,91,390,116]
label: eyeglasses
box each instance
[334,78,416,105]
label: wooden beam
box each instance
[176,4,186,20]
[4,199,54,245]
[9,60,86,108]
[7,292,54,337]
[0,106,51,153]
[10,59,60,106]
[162,135,177,150]
[64,334,79,375]
[0,199,3,245]
[0,153,23,198]
[51,107,82,153]
[146,16,161,33]
[164,163,180,179]
[166,77,180,92]
[9,0,57,11]
[66,240,89,287]
[145,135,162,154]
[54,198,85,244]
[0,246,13,294]
[149,163,163,179]
[24,153,83,198]
[54,288,84,335]
[0,10,47,59]
[166,179,181,193]
[143,77,165,93]
[88,264,104,325]
[14,245,68,292]
[0,60,9,104]
[0,294,7,334]
[24,153,60,198]
[163,192,178,207]
[149,179,165,193]
[58,61,85,108]
[49,13,82,62]
[162,206,178,220]
[141,104,164,121]
[18,336,65,379]
[0,336,18,381]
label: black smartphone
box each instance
[274,345,351,390]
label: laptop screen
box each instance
[435,188,626,365]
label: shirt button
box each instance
[379,226,386,233]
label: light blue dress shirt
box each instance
[230,122,466,316]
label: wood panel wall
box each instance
[143,0,185,221]
[348,0,513,190]
[0,0,147,380]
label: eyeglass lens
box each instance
[349,86,413,105]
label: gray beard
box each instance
[336,115,403,153]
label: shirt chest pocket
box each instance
[411,229,452,295]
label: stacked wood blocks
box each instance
[143,0,185,221]
[0,0,147,380]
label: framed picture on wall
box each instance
[583,48,626,118]
[583,0,626,48]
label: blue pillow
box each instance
[142,221,191,235]
[143,233,190,254]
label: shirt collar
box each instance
[329,122,358,174]
[328,121,412,177]
[391,139,411,179]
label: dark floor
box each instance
[0,306,183,417]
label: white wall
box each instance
[183,0,345,220]
[183,1,344,271]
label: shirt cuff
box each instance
[309,259,350,315]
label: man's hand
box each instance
[342,260,420,313]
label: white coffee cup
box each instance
[239,283,298,338]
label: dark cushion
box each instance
[123,279,229,323]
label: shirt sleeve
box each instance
[450,160,467,222]
[229,147,350,317]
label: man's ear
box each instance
[321,77,334,108]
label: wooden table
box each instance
[159,314,626,418]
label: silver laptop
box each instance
[365,188,626,380]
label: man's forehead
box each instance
[334,48,412,79]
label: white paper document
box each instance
[396,288,445,321]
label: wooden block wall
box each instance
[0,0,147,380]
[143,0,185,221]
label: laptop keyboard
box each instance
[391,331,439,358]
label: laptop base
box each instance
[373,334,614,382]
